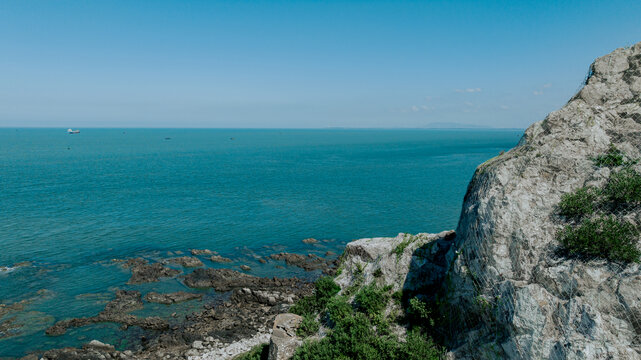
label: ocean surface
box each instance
[0,128,522,357]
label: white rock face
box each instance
[446,42,641,359]
[335,231,456,294]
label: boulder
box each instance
[268,313,303,360]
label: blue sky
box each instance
[1,1,640,128]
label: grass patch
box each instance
[558,216,640,262]
[392,235,415,260]
[558,186,599,218]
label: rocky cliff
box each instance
[444,42,641,359]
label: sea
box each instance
[0,128,522,358]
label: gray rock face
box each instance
[268,313,303,360]
[445,42,641,359]
[335,231,455,293]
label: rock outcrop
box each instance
[335,231,455,294]
[444,42,641,359]
[120,258,181,284]
[267,313,303,360]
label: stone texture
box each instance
[444,42,641,359]
[335,231,455,293]
[268,313,303,360]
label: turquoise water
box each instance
[0,128,521,357]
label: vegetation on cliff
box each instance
[557,146,641,262]
[289,276,443,360]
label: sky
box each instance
[1,0,640,129]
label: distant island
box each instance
[422,121,492,129]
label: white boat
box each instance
[67,128,80,134]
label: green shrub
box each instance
[592,144,625,167]
[297,313,320,337]
[558,216,640,262]
[326,296,353,324]
[604,168,641,205]
[354,284,389,317]
[234,343,269,360]
[558,186,598,218]
[315,276,341,308]
[407,297,433,325]
[290,295,317,317]
[293,312,442,360]
[373,268,383,278]
[291,277,341,317]
[398,329,443,360]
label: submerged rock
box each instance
[46,290,168,336]
[210,255,233,263]
[269,252,338,274]
[121,258,181,284]
[191,249,216,256]
[165,256,204,268]
[144,291,203,305]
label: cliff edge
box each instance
[445,42,641,359]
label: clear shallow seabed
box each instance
[0,128,522,357]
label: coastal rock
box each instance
[191,249,216,256]
[144,291,203,305]
[183,268,309,294]
[84,339,115,351]
[301,238,318,244]
[46,290,168,336]
[121,258,181,284]
[166,256,204,268]
[335,231,455,293]
[269,252,338,274]
[183,268,260,291]
[267,313,303,360]
[210,255,233,263]
[444,42,641,358]
[240,265,251,271]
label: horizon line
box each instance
[1,126,525,131]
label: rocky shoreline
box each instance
[2,246,337,360]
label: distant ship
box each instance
[67,128,80,134]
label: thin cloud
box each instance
[533,90,543,96]
[455,88,482,93]
[500,105,510,110]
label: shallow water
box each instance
[0,128,521,357]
